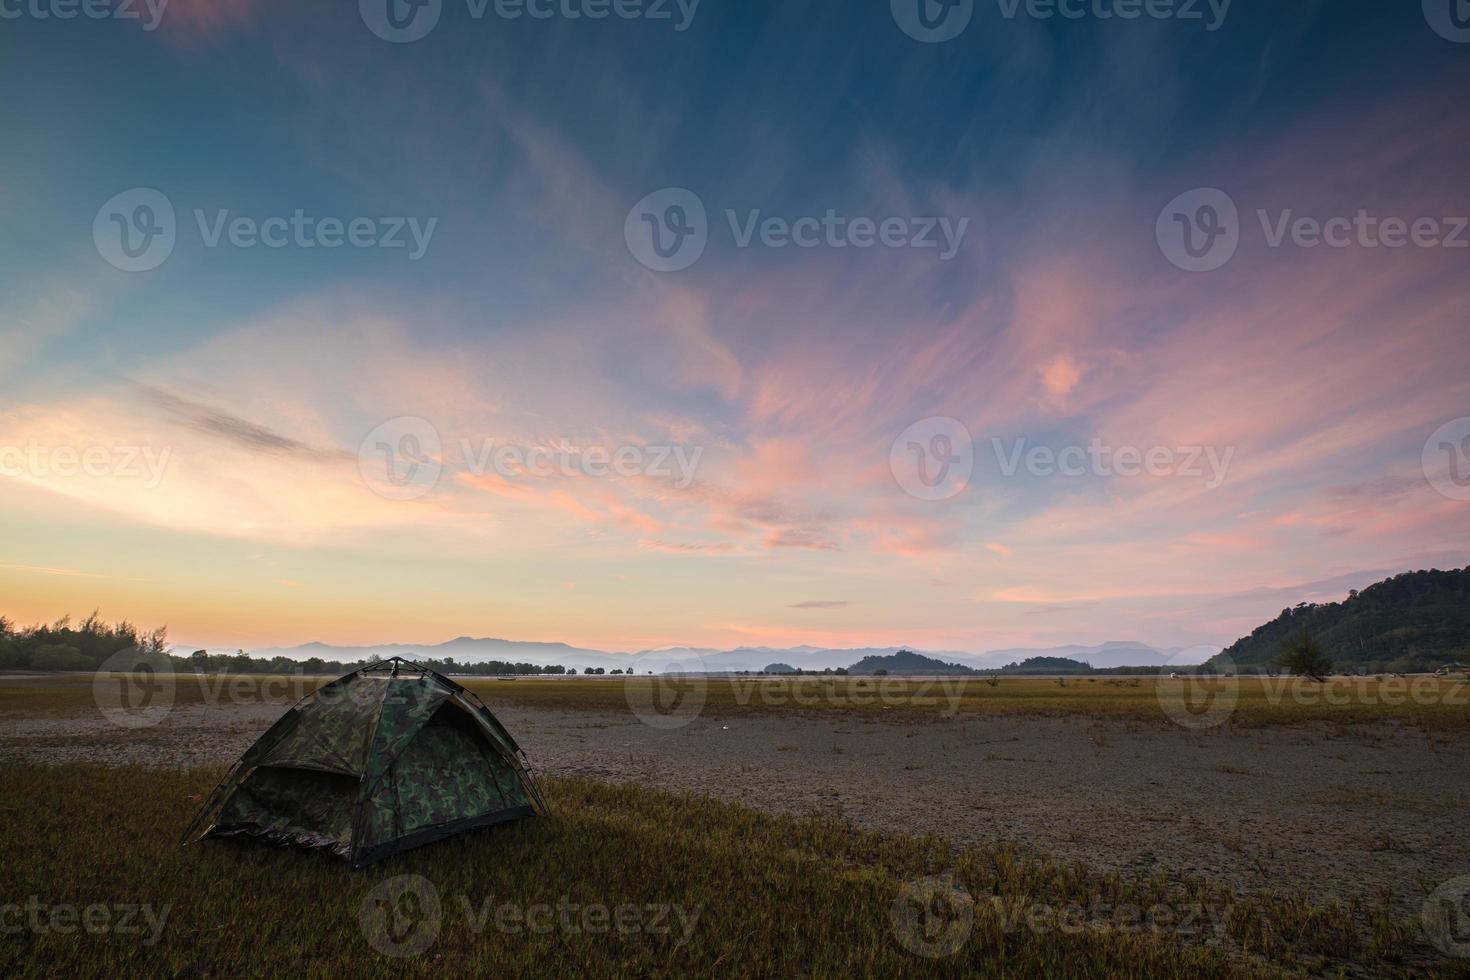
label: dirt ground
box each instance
[2,697,1466,915]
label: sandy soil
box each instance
[3,699,1465,913]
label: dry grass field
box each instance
[8,672,1468,729]
[2,674,1469,978]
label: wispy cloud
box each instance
[138,385,351,461]
[0,560,144,582]
[5,6,1465,651]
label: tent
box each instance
[184,657,547,868]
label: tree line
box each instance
[0,613,578,676]
[0,613,168,672]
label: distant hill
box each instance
[847,650,975,675]
[1208,566,1470,673]
[977,642,1221,669]
[236,639,985,674]
[994,656,1094,675]
[762,663,798,674]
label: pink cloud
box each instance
[1040,354,1084,407]
[637,539,734,556]
[763,528,840,551]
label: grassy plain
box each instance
[5,672,1467,729]
[2,676,1468,977]
[2,761,1461,979]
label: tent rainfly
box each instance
[184,657,547,868]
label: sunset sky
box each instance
[2,1,1467,653]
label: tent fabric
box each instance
[184,658,546,868]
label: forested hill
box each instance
[846,650,975,675]
[1208,567,1470,673]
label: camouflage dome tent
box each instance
[184,657,547,868]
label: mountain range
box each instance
[206,637,1220,674]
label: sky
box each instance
[1,0,1468,654]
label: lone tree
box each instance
[1278,631,1333,682]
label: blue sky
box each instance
[1,0,1467,652]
